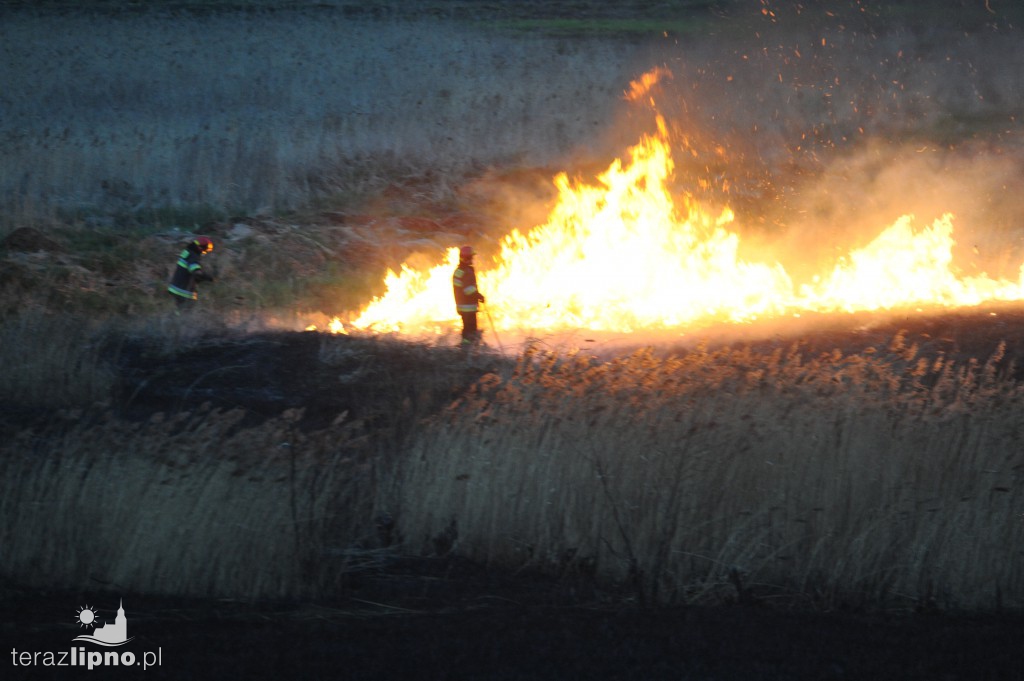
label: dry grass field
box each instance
[0,4,653,223]
[2,309,1023,679]
[3,2,1024,679]
[2,307,1022,613]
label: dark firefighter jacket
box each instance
[168,244,212,300]
[453,261,483,313]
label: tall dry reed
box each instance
[0,313,115,408]
[0,319,495,601]
[393,339,1024,609]
[3,317,1022,610]
[0,407,379,601]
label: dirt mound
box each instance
[1,226,62,253]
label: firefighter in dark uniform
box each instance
[168,236,214,307]
[453,245,485,346]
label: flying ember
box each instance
[342,68,1024,337]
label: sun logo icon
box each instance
[76,605,99,630]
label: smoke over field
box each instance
[5,2,1024,239]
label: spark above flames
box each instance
[338,68,1024,337]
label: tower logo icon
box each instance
[73,599,134,647]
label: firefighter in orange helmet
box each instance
[168,236,214,307]
[452,245,485,346]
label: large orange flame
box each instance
[344,71,1024,337]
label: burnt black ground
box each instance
[111,302,1024,430]
[111,328,508,430]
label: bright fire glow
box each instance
[342,70,1024,337]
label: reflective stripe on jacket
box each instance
[453,262,481,313]
[168,247,204,300]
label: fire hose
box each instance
[481,301,505,354]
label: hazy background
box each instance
[2,2,1024,276]
[0,11,652,216]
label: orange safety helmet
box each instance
[193,236,214,254]
[459,245,475,260]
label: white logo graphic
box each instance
[9,597,161,671]
[72,599,134,646]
